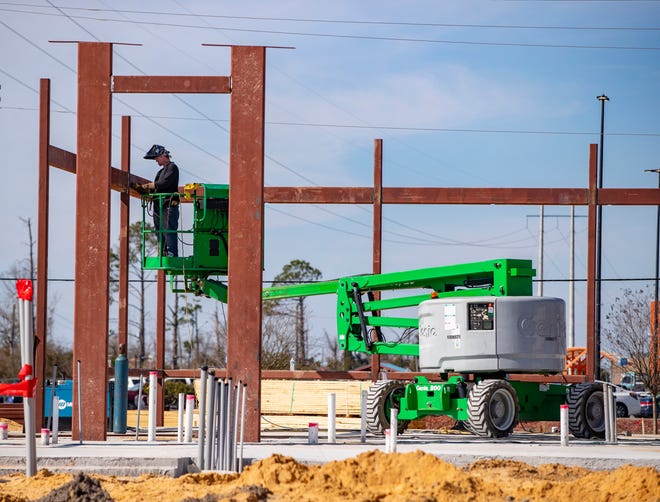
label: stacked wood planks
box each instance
[261,379,372,417]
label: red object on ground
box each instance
[16,279,33,301]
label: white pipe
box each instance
[77,360,83,445]
[232,382,240,472]
[560,404,568,447]
[389,407,398,453]
[384,429,391,453]
[204,372,216,470]
[184,394,195,443]
[239,383,247,472]
[217,380,226,470]
[197,368,208,470]
[360,390,367,443]
[147,371,157,442]
[177,393,185,443]
[327,393,336,444]
[51,397,59,445]
[224,379,232,471]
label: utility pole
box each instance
[595,94,609,380]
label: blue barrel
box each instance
[113,354,128,433]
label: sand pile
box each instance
[0,450,658,501]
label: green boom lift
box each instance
[141,183,606,439]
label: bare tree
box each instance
[110,221,158,367]
[267,259,322,368]
[603,287,659,433]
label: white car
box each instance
[612,385,642,418]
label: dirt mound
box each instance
[35,472,112,502]
[0,451,659,501]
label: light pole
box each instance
[594,94,609,381]
[645,168,660,401]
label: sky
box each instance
[1,1,659,363]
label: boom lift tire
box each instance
[567,383,605,439]
[467,379,519,438]
[366,380,410,435]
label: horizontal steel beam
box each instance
[49,145,149,195]
[112,75,231,94]
[264,186,372,203]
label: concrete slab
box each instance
[0,429,658,477]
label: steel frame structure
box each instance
[33,42,660,442]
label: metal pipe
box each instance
[232,382,240,472]
[135,373,144,440]
[147,371,157,442]
[184,394,194,443]
[360,389,367,443]
[47,365,57,431]
[177,393,185,443]
[239,383,247,472]
[77,359,83,444]
[389,407,398,453]
[217,379,226,470]
[197,367,208,470]
[204,371,216,470]
[327,393,336,444]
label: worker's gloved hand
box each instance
[130,182,146,194]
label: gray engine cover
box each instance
[418,296,566,373]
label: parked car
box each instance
[612,385,643,418]
[639,394,659,418]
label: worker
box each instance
[140,144,180,257]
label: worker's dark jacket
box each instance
[153,161,180,211]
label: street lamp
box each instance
[594,94,609,381]
[645,168,660,394]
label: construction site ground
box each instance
[1,412,659,501]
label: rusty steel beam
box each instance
[72,42,113,441]
[156,270,166,426]
[371,139,383,382]
[598,188,660,205]
[113,75,231,94]
[118,117,130,351]
[35,78,50,426]
[382,187,588,205]
[48,145,149,196]
[264,186,372,204]
[586,144,599,382]
[227,45,266,443]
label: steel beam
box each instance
[73,42,113,441]
[156,270,166,426]
[112,75,230,94]
[35,78,50,426]
[227,46,266,442]
[586,144,598,382]
[371,139,383,381]
[118,117,130,351]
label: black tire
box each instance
[567,383,605,439]
[366,380,410,435]
[615,402,628,418]
[467,379,519,438]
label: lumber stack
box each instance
[261,380,372,417]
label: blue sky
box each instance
[1,1,659,360]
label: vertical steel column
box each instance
[586,144,598,382]
[35,78,51,426]
[227,46,266,442]
[73,42,113,441]
[371,139,383,381]
[118,117,131,351]
[156,270,166,426]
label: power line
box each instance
[1,2,658,31]
[2,7,659,50]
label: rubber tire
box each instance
[567,383,605,439]
[615,402,628,418]
[467,379,519,438]
[366,380,410,435]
